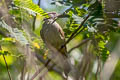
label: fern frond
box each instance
[14,0,49,17]
[0,20,29,45]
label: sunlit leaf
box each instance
[14,0,49,17]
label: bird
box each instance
[40,12,71,77]
[40,12,67,57]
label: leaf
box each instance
[14,0,49,17]
[101,48,109,62]
[72,14,84,24]
[98,41,106,48]
[2,38,16,42]
[0,50,9,55]
[0,20,29,45]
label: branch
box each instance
[68,38,90,53]
[20,60,26,80]
[72,26,85,39]
[35,52,63,73]
[61,13,91,50]
[32,0,41,31]
[30,66,44,80]
[56,5,73,19]
[0,0,17,27]
[3,55,12,80]
[45,5,73,23]
[64,5,73,13]
[95,57,101,80]
[0,46,12,80]
[31,43,71,80]
[30,59,51,80]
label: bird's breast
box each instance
[41,21,65,49]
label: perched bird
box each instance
[40,12,71,77]
[40,12,67,57]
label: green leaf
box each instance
[0,20,29,45]
[101,48,109,62]
[98,41,106,48]
[14,0,49,17]
[0,50,9,55]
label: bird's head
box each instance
[43,12,59,21]
[47,12,59,19]
[43,12,69,21]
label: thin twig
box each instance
[0,46,12,80]
[54,5,73,20]
[95,57,101,80]
[68,38,90,53]
[30,59,51,80]
[38,69,48,80]
[44,5,73,23]
[31,42,70,80]
[32,0,41,31]
[32,17,36,31]
[49,5,73,22]
[3,55,12,80]
[61,13,91,50]
[72,26,85,39]
[35,52,62,74]
[64,5,73,13]
[30,66,44,80]
[20,58,26,80]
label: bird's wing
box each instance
[58,26,68,57]
[58,26,65,40]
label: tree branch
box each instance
[0,46,12,80]
[3,55,12,80]
[61,13,91,50]
[68,38,90,53]
[30,58,51,80]
[35,52,63,74]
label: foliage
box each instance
[14,0,48,17]
[0,0,120,80]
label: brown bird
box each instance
[40,12,67,57]
[40,12,71,77]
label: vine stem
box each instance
[3,55,12,80]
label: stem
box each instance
[3,55,12,80]
[68,38,90,53]
[32,0,41,31]
[61,13,91,50]
[30,59,51,80]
